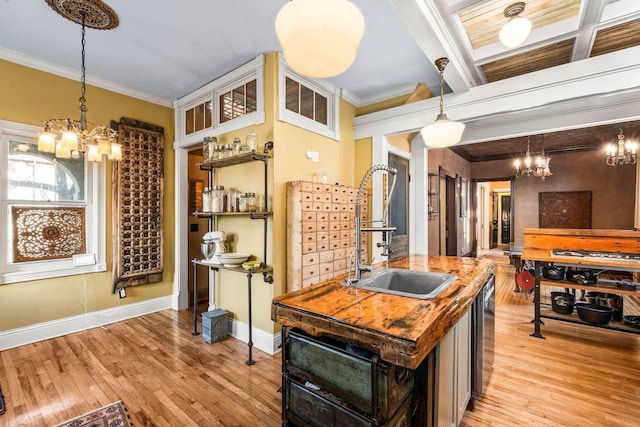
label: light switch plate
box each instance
[73,253,96,267]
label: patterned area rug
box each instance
[54,400,132,427]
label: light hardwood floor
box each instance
[1,262,639,426]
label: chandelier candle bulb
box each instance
[109,143,122,161]
[97,136,111,155]
[61,130,79,152]
[37,132,56,153]
[87,145,101,162]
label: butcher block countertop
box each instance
[272,255,494,370]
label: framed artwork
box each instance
[539,191,592,229]
[460,177,468,217]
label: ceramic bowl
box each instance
[216,252,251,267]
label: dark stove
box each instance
[552,249,640,261]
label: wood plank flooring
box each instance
[1,262,639,426]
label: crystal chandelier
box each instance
[606,128,637,166]
[38,0,120,162]
[514,136,552,181]
[420,57,465,148]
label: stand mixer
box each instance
[202,231,227,264]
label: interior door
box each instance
[501,194,511,244]
[388,153,409,259]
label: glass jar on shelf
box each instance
[202,187,212,212]
[211,185,227,213]
[202,137,210,162]
[227,188,238,213]
[232,137,242,155]
[222,144,234,159]
[246,130,258,152]
[238,192,257,213]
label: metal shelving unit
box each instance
[191,143,274,365]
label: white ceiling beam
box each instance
[571,0,606,61]
[355,46,640,141]
[387,0,476,92]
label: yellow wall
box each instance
[187,52,358,334]
[0,52,360,338]
[0,59,175,331]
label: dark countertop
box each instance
[272,255,494,369]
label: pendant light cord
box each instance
[79,11,88,132]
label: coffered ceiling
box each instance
[450,119,640,162]
[1,0,639,157]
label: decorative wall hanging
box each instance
[539,191,591,229]
[12,206,86,262]
[111,117,164,292]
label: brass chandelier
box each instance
[606,128,637,166]
[38,0,120,162]
[514,136,552,181]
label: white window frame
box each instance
[174,55,266,148]
[278,52,341,141]
[0,120,106,284]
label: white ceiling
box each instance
[0,0,441,106]
[1,1,639,109]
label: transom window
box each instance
[220,79,257,123]
[185,100,212,136]
[278,53,340,141]
[176,55,265,144]
[285,77,328,125]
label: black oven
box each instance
[470,274,495,407]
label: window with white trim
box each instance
[278,53,340,141]
[0,120,106,284]
[176,55,265,144]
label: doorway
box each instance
[439,171,458,256]
[187,150,210,310]
[388,153,409,259]
[475,179,512,254]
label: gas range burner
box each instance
[552,249,640,261]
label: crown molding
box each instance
[0,47,173,108]
[359,84,418,107]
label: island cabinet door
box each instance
[436,309,472,427]
[284,329,413,421]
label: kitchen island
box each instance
[272,255,494,426]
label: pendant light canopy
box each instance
[420,58,465,148]
[499,2,532,48]
[275,0,365,78]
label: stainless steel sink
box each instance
[354,268,457,299]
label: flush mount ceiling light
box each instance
[606,128,637,166]
[275,0,365,78]
[420,58,465,148]
[38,0,121,162]
[499,2,532,48]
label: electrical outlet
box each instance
[118,288,127,299]
[73,253,96,267]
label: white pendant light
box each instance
[275,0,365,78]
[421,58,465,148]
[499,2,532,48]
